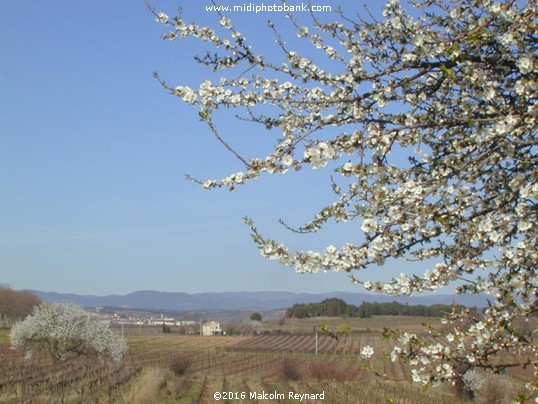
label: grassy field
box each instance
[0,329,9,345]
[0,316,534,403]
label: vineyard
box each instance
[226,333,388,355]
[0,327,531,403]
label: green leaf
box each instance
[440,64,451,75]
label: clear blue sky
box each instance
[1,0,429,295]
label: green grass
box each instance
[0,329,10,345]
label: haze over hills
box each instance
[26,290,490,311]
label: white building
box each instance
[202,321,222,336]
[148,315,176,326]
[176,320,197,326]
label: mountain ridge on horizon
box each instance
[25,289,490,311]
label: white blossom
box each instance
[155,12,168,24]
[219,17,231,29]
[297,26,308,38]
[11,302,127,363]
[360,345,375,359]
[517,56,534,74]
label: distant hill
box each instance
[25,290,491,311]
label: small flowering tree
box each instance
[11,302,127,363]
[151,0,537,391]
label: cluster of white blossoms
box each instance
[360,345,375,359]
[462,368,485,393]
[153,0,537,390]
[11,302,127,363]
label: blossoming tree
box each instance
[11,301,127,363]
[151,0,537,390]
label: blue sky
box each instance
[1,0,431,295]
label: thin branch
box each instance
[205,117,250,168]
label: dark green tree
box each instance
[250,312,262,321]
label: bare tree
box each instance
[0,285,40,327]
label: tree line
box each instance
[0,284,41,327]
[286,298,470,319]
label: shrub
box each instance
[280,357,301,381]
[337,323,352,335]
[169,355,191,376]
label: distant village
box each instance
[90,307,224,336]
